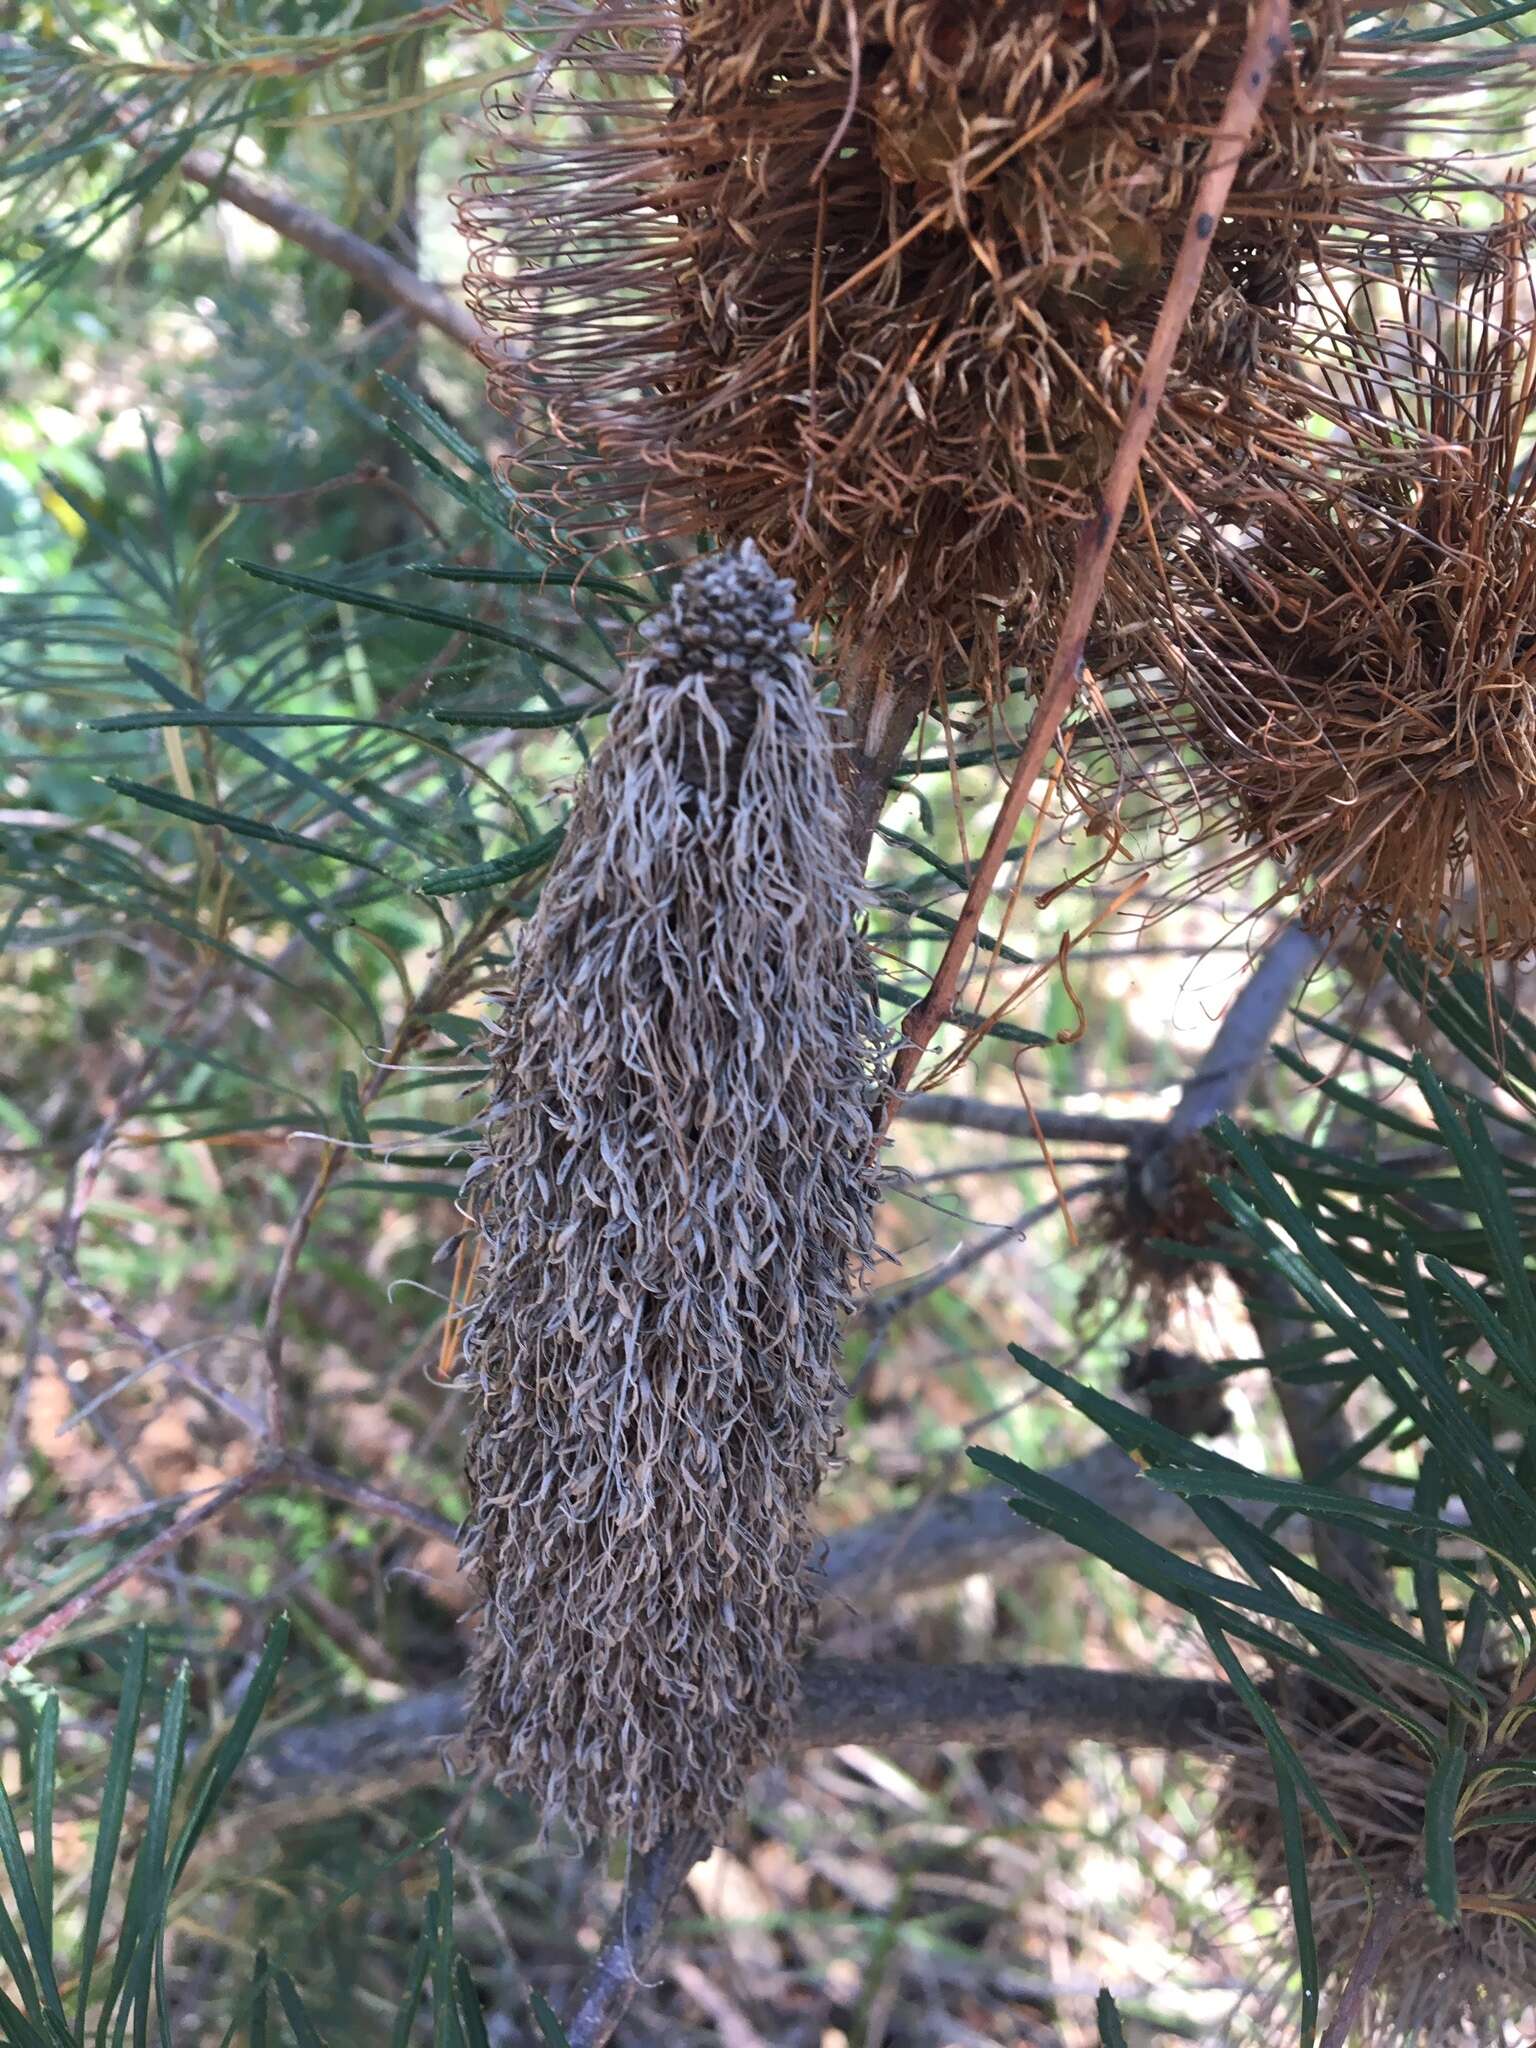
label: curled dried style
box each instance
[456,545,883,1848]
[460,0,1470,691]
[1153,220,1536,964]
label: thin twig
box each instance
[1317,1886,1415,2048]
[1165,924,1324,1141]
[2,1450,455,1669]
[2,1465,275,1673]
[886,0,1294,1107]
[896,1094,1160,1148]
[853,1179,1107,1328]
[3,37,491,356]
[281,1449,456,1543]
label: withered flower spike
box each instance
[1160,223,1536,967]
[460,0,1490,690]
[457,543,884,1849]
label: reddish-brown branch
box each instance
[887,0,1295,1107]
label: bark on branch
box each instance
[247,1660,1243,1794]
[158,137,488,355]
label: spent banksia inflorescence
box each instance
[456,543,884,1849]
[460,0,1483,690]
[1143,220,1536,965]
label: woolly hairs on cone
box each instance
[456,544,884,1849]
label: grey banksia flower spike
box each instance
[457,543,884,1847]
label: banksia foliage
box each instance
[461,0,1474,687]
[1156,224,1536,963]
[456,543,883,1848]
[1219,1662,1536,2044]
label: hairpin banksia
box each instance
[459,0,1489,697]
[455,543,883,1848]
[1145,219,1536,965]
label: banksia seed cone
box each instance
[1154,225,1536,964]
[456,543,883,1848]
[460,0,1477,687]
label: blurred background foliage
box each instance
[5,4,1536,2046]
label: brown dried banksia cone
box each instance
[1147,221,1536,964]
[456,543,883,1848]
[460,0,1480,688]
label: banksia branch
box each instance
[456,543,883,1848]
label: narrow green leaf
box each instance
[0,1882,43,2033]
[0,1979,53,2048]
[418,826,564,898]
[418,563,644,606]
[527,1992,571,2048]
[426,701,601,731]
[0,1777,66,2027]
[433,1843,459,2048]
[453,1959,492,2048]
[167,1618,289,1885]
[233,561,606,694]
[104,778,391,877]
[388,1901,436,2048]
[97,1662,189,2045]
[338,1074,371,1148]
[117,657,396,848]
[273,1971,329,2048]
[378,375,497,482]
[1095,1990,1128,2048]
[77,1628,148,2029]
[92,710,426,735]
[32,1694,56,1957]
[1201,1627,1325,2048]
[1424,1745,1467,1926]
[251,1951,270,2048]
[1413,1454,1451,1669]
